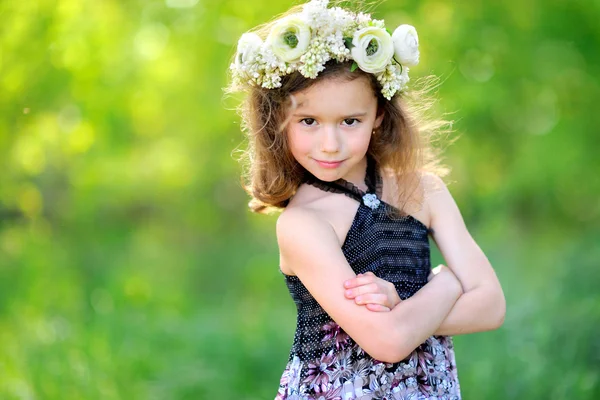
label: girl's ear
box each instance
[374,108,384,129]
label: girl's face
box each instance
[286,76,383,185]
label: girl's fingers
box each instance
[344,273,376,289]
[345,282,378,298]
[354,293,386,306]
[365,303,391,312]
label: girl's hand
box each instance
[343,272,402,312]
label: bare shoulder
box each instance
[418,170,447,190]
[417,172,456,212]
[417,171,468,238]
[277,184,341,275]
[380,169,451,229]
[419,171,452,203]
[276,202,333,244]
[277,183,336,235]
[276,199,344,278]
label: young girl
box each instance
[227,1,505,399]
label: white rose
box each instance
[235,32,263,66]
[351,27,394,74]
[266,14,311,63]
[392,24,419,67]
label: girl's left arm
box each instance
[426,174,506,335]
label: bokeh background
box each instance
[1,0,599,399]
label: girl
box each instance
[227,1,505,399]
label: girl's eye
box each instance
[299,118,360,126]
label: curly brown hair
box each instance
[226,6,453,216]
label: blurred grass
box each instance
[1,0,599,399]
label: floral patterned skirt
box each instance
[275,335,461,400]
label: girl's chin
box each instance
[308,169,345,183]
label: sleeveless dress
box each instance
[276,159,461,400]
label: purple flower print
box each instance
[314,384,342,400]
[276,335,461,399]
[349,357,371,381]
[304,350,336,389]
[367,372,393,399]
[329,350,354,382]
[321,321,351,350]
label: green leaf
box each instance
[343,37,354,49]
[350,62,358,72]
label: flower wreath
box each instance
[229,0,420,100]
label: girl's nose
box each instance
[320,126,340,153]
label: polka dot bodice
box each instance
[276,158,461,399]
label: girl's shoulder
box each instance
[380,168,448,228]
[277,183,363,275]
[276,186,337,276]
[392,170,461,237]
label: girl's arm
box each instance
[277,206,462,364]
[426,173,506,335]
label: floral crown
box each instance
[230,0,420,100]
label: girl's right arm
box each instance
[277,206,462,364]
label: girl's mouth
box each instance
[315,159,344,169]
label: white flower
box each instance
[235,32,263,67]
[392,24,420,67]
[266,14,312,63]
[351,26,394,74]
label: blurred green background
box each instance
[1,0,599,399]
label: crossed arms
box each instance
[277,174,505,363]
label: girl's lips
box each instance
[315,159,344,169]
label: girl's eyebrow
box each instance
[292,112,368,118]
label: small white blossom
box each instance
[356,12,371,27]
[376,63,411,100]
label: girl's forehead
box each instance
[293,77,376,112]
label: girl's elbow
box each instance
[369,343,412,364]
[387,346,414,363]
[372,326,414,363]
[494,297,506,328]
[488,290,506,330]
[363,337,402,363]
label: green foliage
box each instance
[0,0,599,398]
